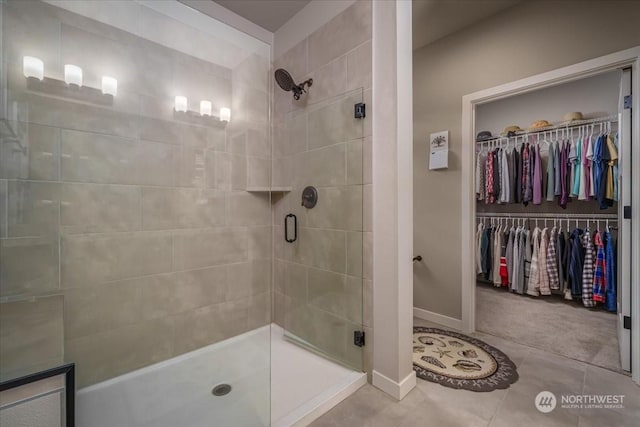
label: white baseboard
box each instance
[413,307,462,330]
[372,370,416,400]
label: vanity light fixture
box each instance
[64,64,83,87]
[220,107,231,122]
[101,76,117,96]
[175,96,188,112]
[200,100,212,116]
[23,56,44,80]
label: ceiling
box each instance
[413,0,521,49]
[210,0,520,47]
[213,0,311,32]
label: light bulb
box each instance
[101,76,117,96]
[64,64,83,87]
[174,96,188,112]
[23,56,44,80]
[200,100,212,116]
[220,107,231,122]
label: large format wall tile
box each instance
[173,228,247,270]
[292,143,346,188]
[0,236,59,297]
[0,296,64,382]
[65,317,175,387]
[61,232,173,288]
[141,187,226,230]
[306,186,362,231]
[307,0,371,71]
[307,90,362,150]
[0,123,59,181]
[60,183,141,233]
[294,228,346,273]
[3,181,59,237]
[228,192,270,226]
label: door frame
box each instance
[460,46,640,385]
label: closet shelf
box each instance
[477,115,618,143]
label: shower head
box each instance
[274,68,313,100]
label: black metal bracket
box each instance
[354,330,365,347]
[292,79,313,100]
[623,206,632,219]
[354,102,366,119]
[285,213,297,243]
[624,315,631,330]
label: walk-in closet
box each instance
[473,70,632,374]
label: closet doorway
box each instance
[460,47,640,384]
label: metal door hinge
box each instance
[623,206,631,219]
[623,95,632,109]
[354,330,365,347]
[624,316,631,330]
[354,102,366,119]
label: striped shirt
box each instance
[593,231,606,303]
[582,230,596,308]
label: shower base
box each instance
[76,324,365,426]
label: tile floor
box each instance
[310,318,640,427]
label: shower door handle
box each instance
[285,213,297,243]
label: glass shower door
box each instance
[275,88,365,370]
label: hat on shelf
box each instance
[476,131,492,141]
[501,125,523,136]
[528,119,553,130]
[560,111,584,125]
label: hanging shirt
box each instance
[556,229,566,293]
[500,148,511,203]
[527,227,541,296]
[515,148,522,203]
[604,230,617,312]
[582,230,596,308]
[494,150,502,204]
[486,152,495,204]
[521,228,531,295]
[593,135,606,207]
[532,144,543,204]
[493,224,503,286]
[546,142,555,201]
[605,134,618,201]
[538,227,551,295]
[559,141,569,208]
[476,152,486,201]
[509,148,517,203]
[571,138,581,197]
[578,135,589,200]
[598,136,614,209]
[511,228,520,292]
[481,227,490,277]
[547,226,559,290]
[613,134,619,202]
[586,136,595,198]
[568,228,585,299]
[554,142,562,196]
[476,223,485,274]
[592,231,606,303]
[506,227,515,285]
[522,144,532,205]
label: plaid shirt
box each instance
[522,144,532,203]
[547,227,560,290]
[486,152,495,203]
[582,231,596,308]
[592,231,607,303]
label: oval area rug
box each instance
[413,327,518,392]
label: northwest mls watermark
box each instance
[535,391,625,413]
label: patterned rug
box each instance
[413,327,518,392]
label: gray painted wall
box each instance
[413,0,640,319]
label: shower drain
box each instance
[212,383,232,396]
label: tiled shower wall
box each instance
[271,0,373,378]
[0,0,270,387]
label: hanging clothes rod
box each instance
[477,212,618,219]
[476,115,618,144]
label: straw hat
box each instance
[476,131,492,141]
[501,125,523,136]
[528,120,553,130]
[560,112,584,125]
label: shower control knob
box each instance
[301,186,318,209]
